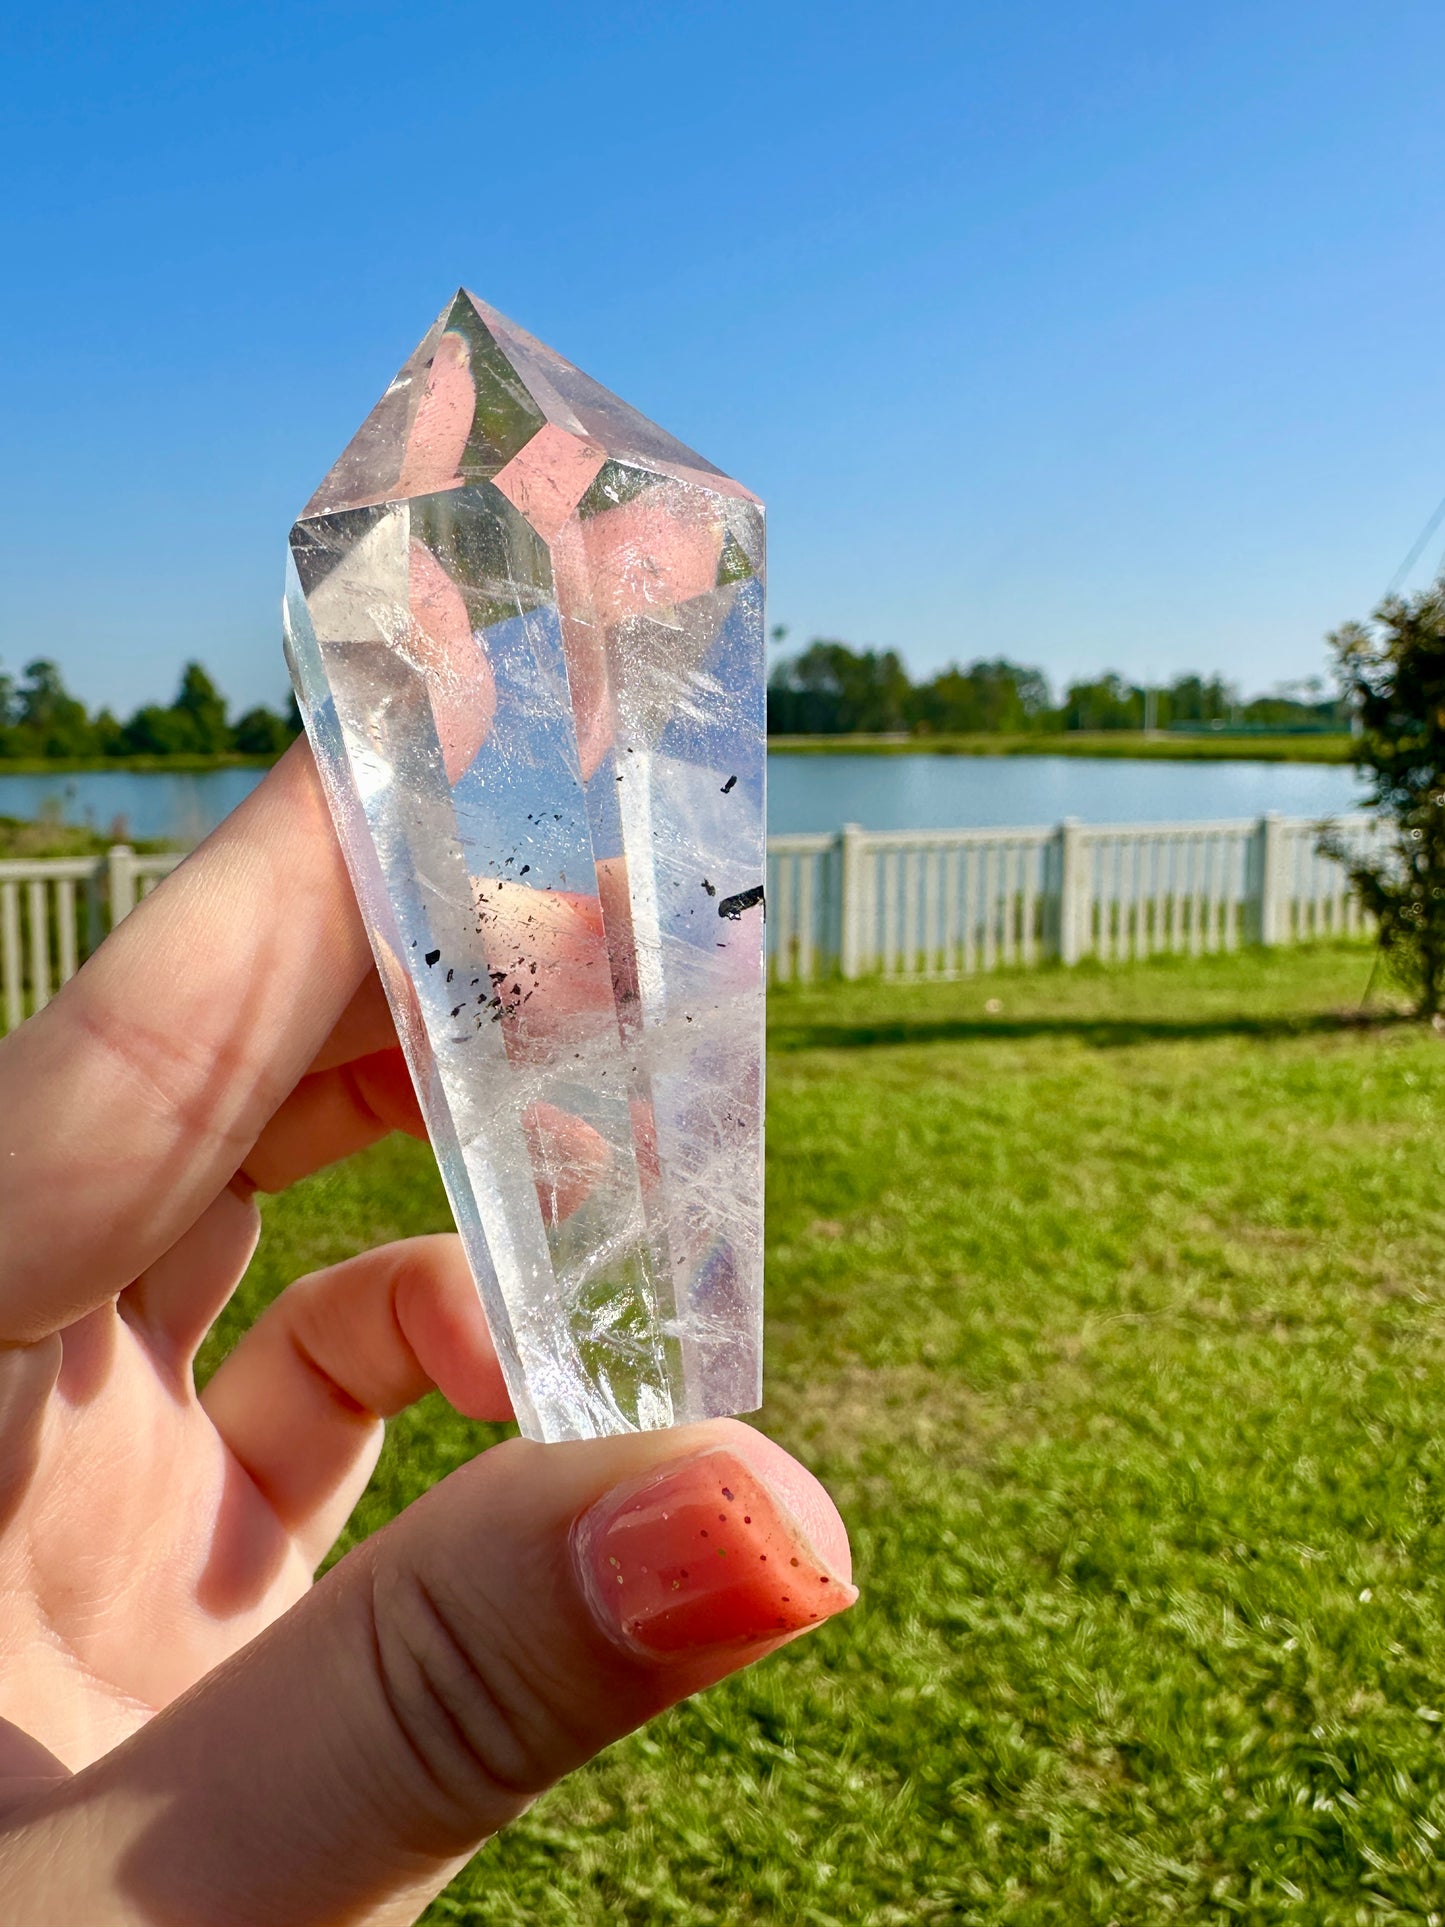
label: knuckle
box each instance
[64,985,259,1165]
[369,1556,587,1824]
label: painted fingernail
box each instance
[574,1449,858,1658]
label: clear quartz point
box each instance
[284,290,765,1442]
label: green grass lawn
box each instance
[212,943,1445,1924]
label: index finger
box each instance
[0,739,374,1342]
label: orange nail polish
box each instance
[575,1449,858,1657]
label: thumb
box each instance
[2,1420,856,1927]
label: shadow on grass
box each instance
[769,1008,1417,1053]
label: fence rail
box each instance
[0,814,1388,1031]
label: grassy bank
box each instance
[0,815,172,859]
[213,943,1445,1923]
[770,731,1355,764]
[0,752,277,775]
[0,738,1355,774]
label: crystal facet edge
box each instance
[282,552,545,1440]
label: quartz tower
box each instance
[285,292,765,1442]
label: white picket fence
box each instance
[766,812,1387,983]
[0,845,181,1032]
[0,813,1388,1031]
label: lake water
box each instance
[0,754,1367,845]
[765,753,1366,834]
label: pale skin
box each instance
[0,742,854,1926]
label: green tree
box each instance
[232,705,296,755]
[909,658,1055,734]
[122,661,231,755]
[172,661,231,753]
[1164,673,1235,726]
[1325,584,1445,1016]
[91,708,129,757]
[1240,676,1346,730]
[121,703,191,756]
[767,640,912,734]
[1063,672,1143,731]
[13,660,98,758]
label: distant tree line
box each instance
[0,659,300,760]
[0,645,1348,759]
[766,639,1348,736]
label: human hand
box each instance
[0,743,855,1926]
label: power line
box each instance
[1384,489,1445,599]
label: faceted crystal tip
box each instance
[285,291,766,1443]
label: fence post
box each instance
[108,844,137,928]
[85,857,105,955]
[838,823,867,979]
[1057,817,1085,964]
[1256,812,1286,946]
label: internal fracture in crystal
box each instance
[284,291,766,1443]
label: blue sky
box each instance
[4,0,1445,714]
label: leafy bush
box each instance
[1327,584,1445,1016]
